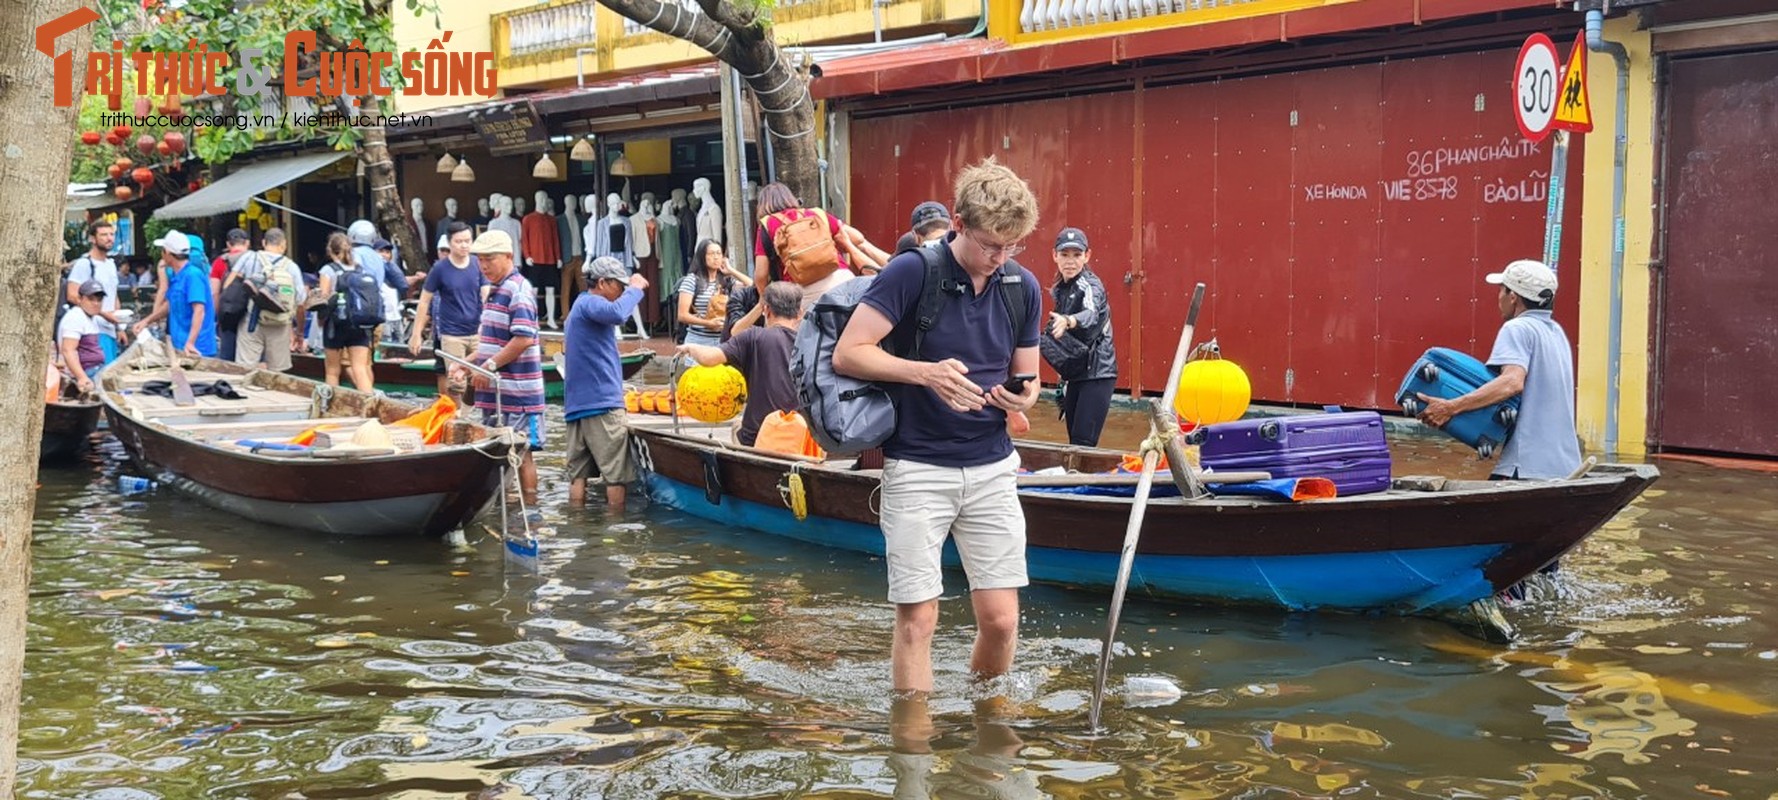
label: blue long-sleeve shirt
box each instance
[563,287,644,420]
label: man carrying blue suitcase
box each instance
[1416,259,1582,480]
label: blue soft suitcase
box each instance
[1190,409,1393,497]
[1395,347,1519,458]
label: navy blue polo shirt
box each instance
[858,237,1042,468]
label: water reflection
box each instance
[22,419,1778,798]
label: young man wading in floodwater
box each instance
[833,158,1044,740]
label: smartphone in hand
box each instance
[1002,373,1037,394]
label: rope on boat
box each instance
[309,384,334,418]
[777,463,809,521]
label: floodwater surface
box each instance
[20,400,1778,799]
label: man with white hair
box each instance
[1416,259,1581,480]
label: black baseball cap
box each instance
[910,201,950,229]
[226,227,250,243]
[1054,227,1089,251]
[372,238,393,251]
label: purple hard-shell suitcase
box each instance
[1192,409,1393,497]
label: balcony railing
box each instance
[502,1,599,58]
[620,0,824,36]
[1013,0,1344,35]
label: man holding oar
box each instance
[834,158,1043,716]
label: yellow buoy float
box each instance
[676,364,748,423]
[1174,340,1250,426]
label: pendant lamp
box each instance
[532,152,559,179]
[451,158,475,183]
[569,136,596,162]
[610,154,635,177]
[436,153,458,173]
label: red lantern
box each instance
[133,96,152,118]
[107,164,123,180]
[104,133,122,147]
[162,131,186,155]
[130,167,154,185]
[114,157,133,171]
[114,186,134,201]
[187,181,200,193]
[136,134,156,154]
[155,141,172,156]
[80,131,101,145]
[111,124,131,138]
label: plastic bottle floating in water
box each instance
[118,476,157,495]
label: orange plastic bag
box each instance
[45,364,62,403]
[392,395,458,444]
[1119,451,1169,473]
[755,410,825,459]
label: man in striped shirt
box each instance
[468,230,545,504]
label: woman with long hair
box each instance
[676,238,748,358]
[315,231,376,392]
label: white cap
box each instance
[468,229,513,256]
[1485,259,1558,302]
[153,230,191,255]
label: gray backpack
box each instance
[791,246,1027,456]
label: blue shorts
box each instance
[482,410,545,450]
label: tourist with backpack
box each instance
[227,228,306,372]
[316,232,379,392]
[828,158,1043,704]
[211,228,253,361]
[64,219,129,363]
[752,182,892,311]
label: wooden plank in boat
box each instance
[170,417,372,433]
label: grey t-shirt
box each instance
[1488,310,1582,479]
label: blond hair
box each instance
[953,157,1039,241]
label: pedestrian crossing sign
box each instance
[1553,31,1594,133]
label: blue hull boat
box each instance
[629,420,1657,615]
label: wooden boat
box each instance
[627,417,1660,615]
[97,341,513,537]
[41,397,102,463]
[286,347,652,398]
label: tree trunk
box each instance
[0,0,89,794]
[596,0,821,204]
[357,125,422,270]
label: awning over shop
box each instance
[153,151,347,220]
[64,192,132,218]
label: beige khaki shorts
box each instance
[437,334,478,359]
[566,410,637,485]
[878,452,1027,604]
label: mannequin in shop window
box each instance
[558,193,583,314]
[588,193,649,337]
[409,198,428,253]
[513,195,528,218]
[489,194,524,265]
[436,198,460,244]
[522,189,564,329]
[659,189,688,329]
[634,193,660,330]
[471,197,492,233]
[693,177,723,246]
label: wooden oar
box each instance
[1089,282,1205,732]
[166,334,196,407]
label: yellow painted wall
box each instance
[1574,16,1655,458]
[392,0,531,115]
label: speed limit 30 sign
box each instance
[1514,33,1560,142]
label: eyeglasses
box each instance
[965,229,1025,259]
